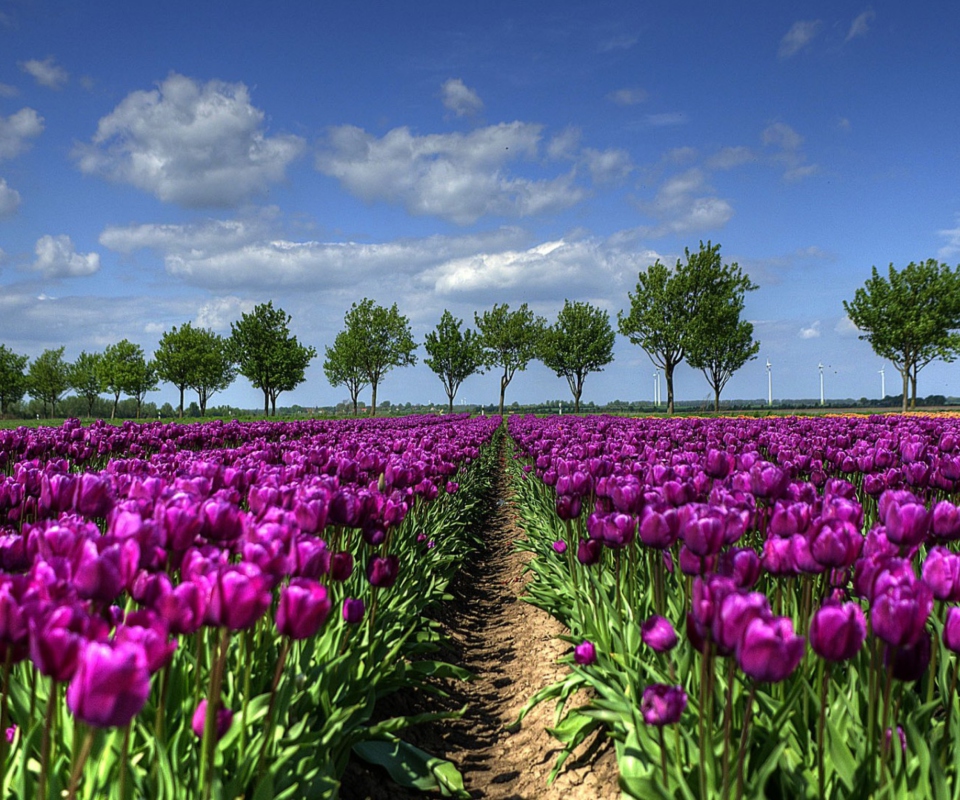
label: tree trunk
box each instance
[499,369,508,416]
[448,394,454,414]
[371,382,378,417]
[112,393,119,420]
[714,387,721,413]
[271,396,277,416]
[666,367,675,415]
[179,386,185,418]
[263,390,270,417]
[199,389,208,416]
[910,365,918,409]
[901,369,909,413]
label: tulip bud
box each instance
[191,699,234,741]
[573,641,596,666]
[640,684,687,726]
[809,601,866,662]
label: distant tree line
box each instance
[4,244,958,420]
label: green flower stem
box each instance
[200,627,231,800]
[721,658,737,800]
[879,659,895,789]
[658,726,668,789]
[37,680,57,800]
[119,723,131,800]
[941,658,960,770]
[67,727,95,800]
[256,637,292,780]
[734,682,757,800]
[0,649,12,776]
[818,663,831,800]
[239,628,254,760]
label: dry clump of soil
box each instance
[340,462,620,800]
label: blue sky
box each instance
[1,0,959,411]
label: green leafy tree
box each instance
[128,356,158,419]
[844,260,960,412]
[155,323,235,416]
[337,299,417,416]
[618,241,753,414]
[0,344,29,415]
[230,302,316,416]
[423,310,484,413]
[99,340,149,419]
[191,330,235,416]
[323,330,369,417]
[27,347,71,418]
[474,303,545,416]
[684,252,760,412]
[538,300,615,413]
[68,351,105,417]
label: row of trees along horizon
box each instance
[1,243,958,420]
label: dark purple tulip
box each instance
[922,546,960,601]
[199,499,245,542]
[76,473,114,518]
[29,609,83,682]
[737,616,805,683]
[884,632,932,682]
[884,501,931,548]
[191,699,234,741]
[809,519,863,569]
[206,564,272,631]
[555,494,582,520]
[638,507,679,550]
[115,613,178,674]
[943,607,960,653]
[611,481,643,515]
[809,601,866,662]
[73,538,140,603]
[749,464,789,500]
[641,615,678,652]
[342,597,365,624]
[276,579,332,640]
[157,579,207,636]
[640,684,687,726]
[933,501,960,540]
[789,534,825,575]
[330,551,354,582]
[367,555,399,589]
[690,575,737,639]
[712,591,771,655]
[577,539,602,566]
[762,536,797,576]
[680,508,726,557]
[294,497,328,535]
[704,450,734,479]
[717,548,761,589]
[66,640,151,728]
[293,538,330,579]
[871,570,933,647]
[552,540,567,554]
[573,641,596,665]
[769,501,812,538]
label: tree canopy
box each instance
[475,303,545,416]
[27,347,71,418]
[68,351,105,417]
[335,299,417,416]
[323,330,369,417]
[0,345,29,415]
[99,340,153,419]
[538,300,615,413]
[618,241,756,414]
[156,323,235,416]
[230,302,316,416]
[843,260,960,412]
[423,310,484,412]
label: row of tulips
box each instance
[0,414,500,799]
[508,413,960,799]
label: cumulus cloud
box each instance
[846,10,875,41]
[0,108,44,160]
[835,315,859,336]
[608,88,647,106]
[938,215,960,259]
[19,57,68,89]
[31,235,100,278]
[316,122,584,224]
[637,169,734,237]
[195,296,256,330]
[799,321,821,339]
[778,20,821,58]
[73,73,305,207]
[707,146,757,170]
[441,78,483,118]
[100,216,267,255]
[582,147,633,184]
[0,178,20,218]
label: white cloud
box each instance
[784,164,820,182]
[547,127,581,160]
[100,216,267,255]
[0,83,17,98]
[762,122,803,151]
[637,169,734,237]
[582,147,633,184]
[778,20,821,58]
[194,296,256,330]
[74,73,305,207]
[707,146,757,170]
[441,78,483,118]
[799,321,821,339]
[835,315,859,336]
[846,10,875,41]
[646,112,686,127]
[608,88,647,106]
[19,57,68,89]
[0,108,44,160]
[0,178,20,218]
[761,122,818,181]
[316,122,584,224]
[31,235,100,278]
[938,215,960,259]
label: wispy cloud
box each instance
[778,20,821,59]
[938,215,960,259]
[18,56,68,89]
[441,78,484,118]
[846,9,875,42]
[799,321,821,339]
[608,87,647,106]
[646,112,686,127]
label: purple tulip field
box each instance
[508,413,960,799]
[0,414,501,799]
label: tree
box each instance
[100,340,150,420]
[336,299,417,416]
[230,302,316,416]
[0,345,29,415]
[538,300,615,413]
[155,323,235,416]
[323,330,368,416]
[68,351,105,417]
[27,347,71,418]
[474,303,545,416]
[190,330,235,416]
[685,254,760,412]
[423,310,484,413]
[127,356,158,419]
[843,260,960,412]
[618,241,754,415]
[154,324,199,418]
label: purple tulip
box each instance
[29,607,83,683]
[191,699,234,741]
[205,564,272,631]
[884,632,932,682]
[712,591,771,655]
[943,607,960,653]
[555,494,582,520]
[576,539,602,566]
[367,555,399,588]
[156,579,207,636]
[73,538,140,603]
[276,579,332,640]
[76,473,114,518]
[66,640,151,728]
[809,518,863,569]
[680,507,726,557]
[932,501,960,540]
[809,601,866,662]
[638,507,679,550]
[871,570,933,647]
[552,540,567,554]
[641,615,678,652]
[761,536,797,576]
[921,546,960,601]
[717,548,761,589]
[737,616,805,683]
[640,684,687,726]
[883,497,931,548]
[342,597,365,624]
[573,640,597,666]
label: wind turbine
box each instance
[879,365,885,399]
[766,360,773,406]
[819,362,824,406]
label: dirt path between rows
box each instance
[340,451,620,800]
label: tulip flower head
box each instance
[641,684,687,726]
[573,640,597,666]
[191,699,234,741]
